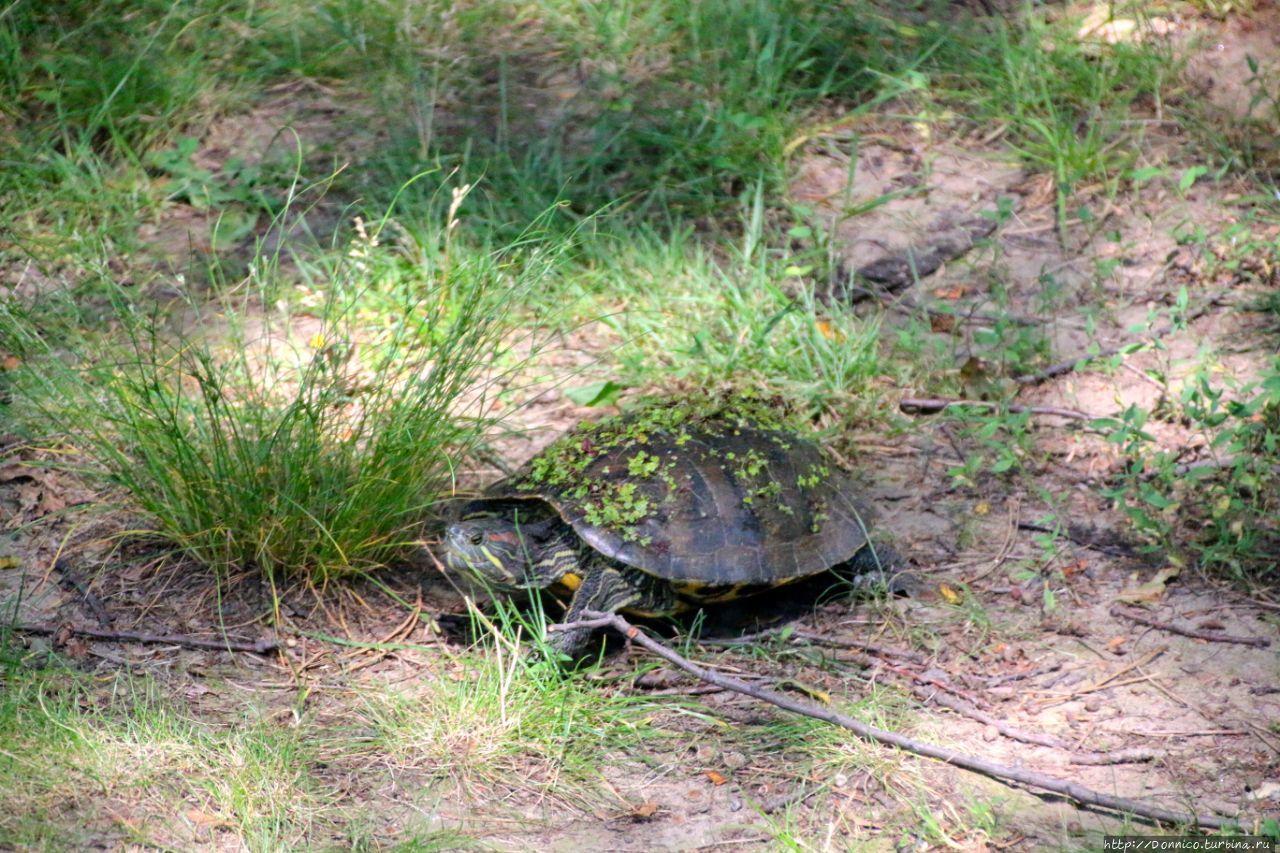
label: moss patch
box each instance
[511,394,837,544]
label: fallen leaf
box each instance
[1115,566,1180,603]
[63,636,90,659]
[939,583,963,604]
[184,808,227,828]
[816,318,844,341]
[631,802,660,819]
[184,683,214,700]
[959,356,990,383]
[777,679,831,704]
[0,555,19,570]
[1062,559,1089,577]
[37,487,66,516]
[929,313,956,333]
[0,463,33,482]
[705,770,727,786]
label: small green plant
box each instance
[1097,362,1280,580]
[945,408,1036,487]
[144,136,273,248]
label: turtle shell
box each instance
[498,412,874,586]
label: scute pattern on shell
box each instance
[501,412,874,585]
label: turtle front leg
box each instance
[548,557,674,661]
[846,543,919,596]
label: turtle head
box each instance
[445,515,576,590]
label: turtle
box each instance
[444,403,900,658]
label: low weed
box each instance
[1097,364,1280,580]
[0,0,225,257]
[943,408,1037,486]
[0,642,492,848]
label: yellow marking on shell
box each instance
[559,572,583,591]
[671,580,756,603]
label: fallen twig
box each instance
[1162,456,1280,480]
[1015,300,1220,386]
[565,611,1231,830]
[1068,748,1162,766]
[1035,646,1166,707]
[54,558,114,626]
[339,593,424,663]
[913,686,1155,764]
[1017,521,1137,559]
[790,629,930,666]
[1111,605,1271,648]
[901,397,1093,421]
[10,622,279,655]
[700,625,930,666]
[964,501,1020,584]
[835,651,978,703]
[984,661,1064,688]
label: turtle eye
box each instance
[469,532,484,546]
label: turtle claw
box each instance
[541,624,594,664]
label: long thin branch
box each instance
[9,623,279,655]
[900,398,1093,421]
[1111,605,1271,648]
[565,611,1231,831]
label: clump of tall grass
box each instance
[3,201,560,582]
